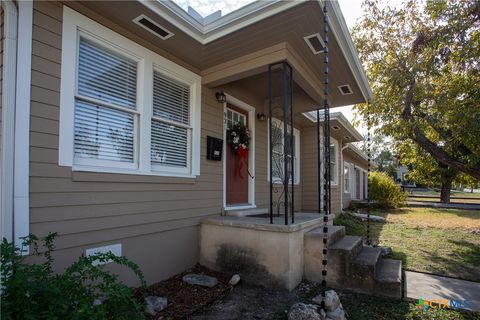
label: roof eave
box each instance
[321,0,373,102]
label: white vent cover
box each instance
[133,15,174,40]
[304,33,325,55]
[338,85,353,95]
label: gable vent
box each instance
[338,85,353,95]
[304,33,325,55]
[133,15,174,40]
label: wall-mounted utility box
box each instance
[86,243,122,266]
[207,136,223,161]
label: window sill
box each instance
[71,165,197,184]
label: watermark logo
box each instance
[417,298,471,311]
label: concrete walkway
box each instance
[407,201,480,210]
[405,271,480,312]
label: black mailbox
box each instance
[207,136,223,161]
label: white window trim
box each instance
[267,117,301,185]
[222,93,256,209]
[59,6,201,178]
[330,137,339,186]
[343,161,351,194]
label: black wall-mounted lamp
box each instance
[257,112,266,122]
[215,91,227,103]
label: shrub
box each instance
[369,171,407,208]
[1,233,146,320]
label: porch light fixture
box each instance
[215,91,226,103]
[257,112,266,122]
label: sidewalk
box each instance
[407,201,480,210]
[405,271,480,312]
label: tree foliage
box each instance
[353,0,480,181]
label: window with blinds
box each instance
[330,143,338,184]
[74,38,137,165]
[151,71,191,169]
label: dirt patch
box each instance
[135,264,232,319]
[189,282,317,320]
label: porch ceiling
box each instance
[72,1,370,109]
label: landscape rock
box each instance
[288,303,325,320]
[145,296,167,316]
[380,246,393,257]
[229,274,241,286]
[326,306,347,320]
[312,290,340,311]
[182,273,218,287]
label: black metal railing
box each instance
[268,61,294,225]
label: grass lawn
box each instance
[334,207,480,282]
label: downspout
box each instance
[1,0,18,243]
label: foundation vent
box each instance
[338,85,353,95]
[304,33,325,55]
[133,15,174,40]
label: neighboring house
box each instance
[1,0,373,286]
[393,154,415,186]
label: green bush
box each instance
[369,171,407,208]
[1,233,146,320]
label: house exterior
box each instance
[1,0,373,286]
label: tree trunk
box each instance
[439,166,457,203]
[440,178,453,203]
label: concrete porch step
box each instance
[304,230,403,299]
[348,246,383,292]
[329,235,363,255]
[374,259,403,299]
[224,207,268,217]
[304,225,346,245]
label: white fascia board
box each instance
[347,144,368,162]
[139,0,305,44]
[140,0,372,101]
[318,0,373,102]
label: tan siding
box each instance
[28,2,306,285]
[28,2,224,284]
[301,126,343,214]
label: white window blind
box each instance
[74,38,137,164]
[151,71,191,168]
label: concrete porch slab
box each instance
[201,212,333,233]
[200,212,329,291]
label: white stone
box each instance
[288,303,325,320]
[312,290,340,311]
[229,274,241,286]
[145,296,167,316]
[326,306,347,320]
[182,274,218,287]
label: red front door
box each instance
[225,105,249,205]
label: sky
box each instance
[173,0,370,133]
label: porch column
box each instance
[268,61,294,225]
